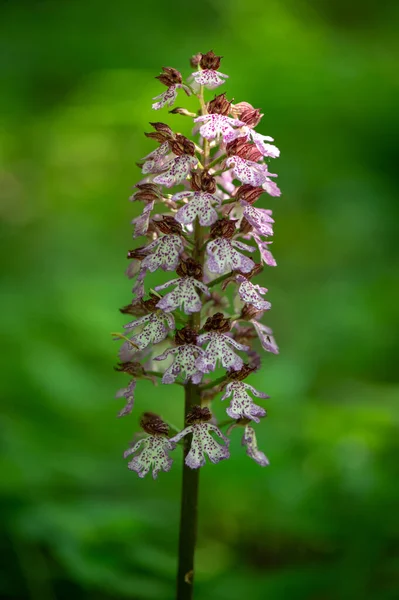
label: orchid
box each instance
[153,155,198,188]
[173,191,221,226]
[113,49,285,597]
[152,83,191,110]
[242,424,269,466]
[170,407,230,468]
[194,114,245,144]
[221,380,268,423]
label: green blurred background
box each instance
[1,0,399,598]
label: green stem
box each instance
[176,84,209,600]
[207,153,226,170]
[207,271,234,289]
[145,370,185,386]
[200,375,227,391]
[176,382,201,600]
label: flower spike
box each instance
[115,51,283,489]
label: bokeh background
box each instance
[1,0,399,598]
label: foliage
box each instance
[1,0,398,598]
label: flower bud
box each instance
[203,312,231,333]
[144,122,174,143]
[142,294,161,312]
[239,217,252,235]
[227,363,257,381]
[199,50,222,70]
[119,301,148,316]
[240,303,264,321]
[155,215,183,235]
[210,218,237,239]
[207,93,231,116]
[127,246,149,260]
[176,257,203,279]
[234,184,264,204]
[169,107,197,117]
[140,412,169,435]
[174,325,198,346]
[190,53,202,68]
[114,361,145,377]
[186,405,212,424]
[225,138,248,157]
[226,139,262,162]
[190,170,217,193]
[231,102,263,128]
[130,183,162,203]
[238,263,263,279]
[155,67,182,87]
[169,134,196,157]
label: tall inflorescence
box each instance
[115,50,281,479]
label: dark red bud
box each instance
[155,67,182,87]
[203,312,231,333]
[176,257,203,279]
[210,218,237,239]
[186,405,212,424]
[155,215,182,235]
[234,184,264,204]
[169,134,195,157]
[240,304,264,321]
[174,326,198,346]
[190,53,202,68]
[227,363,257,381]
[190,170,217,193]
[200,50,222,70]
[207,93,231,116]
[140,412,169,435]
[232,102,263,128]
[114,362,145,377]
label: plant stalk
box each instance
[176,382,201,600]
[176,84,209,600]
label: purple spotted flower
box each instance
[196,331,248,372]
[115,379,137,417]
[154,345,206,384]
[152,84,191,110]
[124,413,174,478]
[155,276,209,314]
[221,380,268,423]
[236,274,271,310]
[239,127,280,158]
[142,142,171,174]
[124,310,175,352]
[226,156,281,196]
[154,326,206,384]
[173,191,221,227]
[154,257,210,314]
[140,217,185,272]
[241,200,274,237]
[191,69,228,90]
[242,424,269,466]
[153,155,198,187]
[195,313,249,373]
[230,102,280,158]
[251,320,279,354]
[194,114,245,144]
[190,50,229,91]
[152,66,191,111]
[206,238,255,274]
[248,233,277,267]
[132,200,154,238]
[170,406,230,469]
